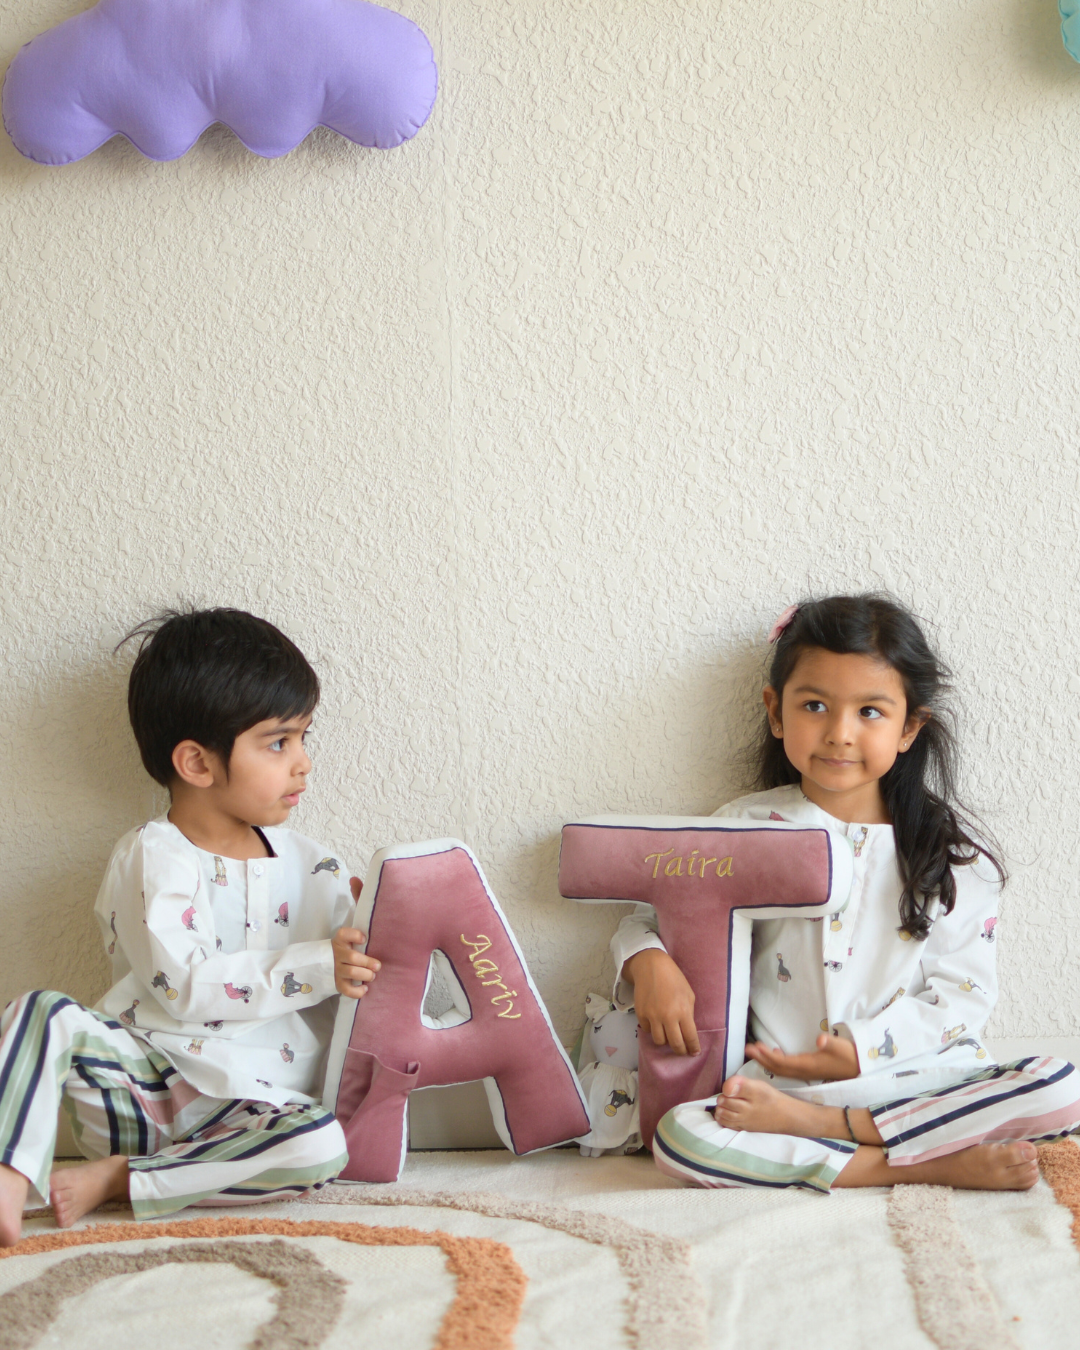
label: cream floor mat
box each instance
[5,1145,1080,1349]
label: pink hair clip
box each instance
[767,604,799,644]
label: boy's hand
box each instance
[744,1033,859,1081]
[333,927,380,998]
[622,948,700,1055]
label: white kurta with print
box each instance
[94,817,354,1107]
[611,784,1001,1108]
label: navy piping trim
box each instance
[252,826,277,859]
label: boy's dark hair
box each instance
[751,593,1005,939]
[121,608,320,787]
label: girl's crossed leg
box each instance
[653,1056,1080,1192]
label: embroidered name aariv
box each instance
[459,935,522,1019]
[644,848,734,879]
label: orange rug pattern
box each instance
[0,1216,526,1350]
[1038,1141,1080,1249]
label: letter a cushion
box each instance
[558,816,854,1146]
[323,838,589,1182]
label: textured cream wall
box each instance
[0,0,1076,1043]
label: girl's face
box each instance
[763,648,926,823]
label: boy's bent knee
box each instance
[292,1108,347,1165]
[287,1111,347,1188]
[314,1114,347,1161]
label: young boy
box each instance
[0,608,379,1245]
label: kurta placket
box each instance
[820,823,862,1035]
[246,858,271,954]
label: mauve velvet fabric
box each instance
[333,847,589,1183]
[2,0,437,164]
[559,821,840,1145]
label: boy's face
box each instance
[205,714,313,826]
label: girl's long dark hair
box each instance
[753,594,1005,938]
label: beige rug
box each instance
[4,1147,1080,1349]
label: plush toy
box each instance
[323,837,590,1182]
[575,992,641,1157]
[2,0,437,165]
[559,816,853,1146]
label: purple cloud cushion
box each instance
[2,0,438,165]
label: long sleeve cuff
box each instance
[610,924,666,1009]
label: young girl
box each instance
[614,594,1080,1192]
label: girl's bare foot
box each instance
[714,1075,826,1136]
[834,1140,1040,1191]
[0,1164,29,1247]
[50,1156,129,1228]
[713,1080,1041,1190]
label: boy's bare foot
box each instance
[0,1163,29,1247]
[714,1075,824,1136]
[835,1140,1040,1190]
[50,1156,129,1228]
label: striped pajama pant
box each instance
[653,1056,1080,1192]
[0,991,348,1219]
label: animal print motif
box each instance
[604,1088,635,1117]
[867,1028,897,1060]
[152,971,178,1001]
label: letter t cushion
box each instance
[558,816,854,1146]
[323,838,589,1182]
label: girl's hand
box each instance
[622,949,700,1055]
[333,926,381,998]
[744,1033,859,1081]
